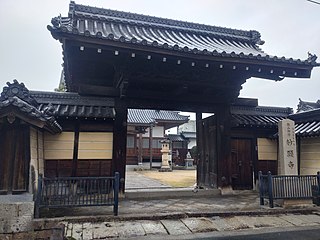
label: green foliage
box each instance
[54,81,66,92]
[190,146,197,159]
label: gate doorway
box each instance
[231,139,254,190]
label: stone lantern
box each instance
[159,139,172,172]
[184,151,195,169]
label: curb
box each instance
[33,207,319,230]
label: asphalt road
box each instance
[211,228,320,240]
[132,226,320,240]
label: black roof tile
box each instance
[30,91,115,119]
[231,105,292,127]
[0,81,62,133]
[167,134,186,142]
[127,109,189,125]
[48,2,319,68]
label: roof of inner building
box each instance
[231,104,293,127]
[296,98,320,113]
[47,1,319,69]
[167,134,186,142]
[127,109,189,125]
[30,91,115,119]
[0,81,62,133]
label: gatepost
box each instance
[278,119,298,175]
[278,119,311,206]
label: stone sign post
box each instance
[278,119,298,175]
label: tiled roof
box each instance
[296,98,320,113]
[295,121,320,137]
[48,2,319,68]
[231,105,293,127]
[0,81,62,133]
[30,91,115,119]
[167,134,186,142]
[127,109,189,125]
[181,131,197,139]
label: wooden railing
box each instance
[258,171,320,208]
[35,172,120,218]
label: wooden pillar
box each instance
[216,105,232,187]
[196,112,204,187]
[71,122,79,177]
[138,132,143,165]
[112,99,127,192]
[149,125,153,169]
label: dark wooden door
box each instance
[0,126,30,194]
[197,115,218,188]
[231,139,253,190]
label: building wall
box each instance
[256,138,278,175]
[257,138,277,161]
[188,139,197,150]
[44,132,74,160]
[78,132,113,159]
[300,137,320,175]
[43,131,113,177]
[142,126,164,138]
[29,127,44,193]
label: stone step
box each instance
[125,188,221,200]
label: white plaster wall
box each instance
[29,128,44,194]
[142,126,164,138]
[188,139,197,149]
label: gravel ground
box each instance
[138,169,196,188]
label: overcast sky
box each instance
[0,0,319,111]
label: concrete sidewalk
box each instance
[35,170,320,239]
[60,211,320,239]
[41,191,260,218]
[34,190,320,239]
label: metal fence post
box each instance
[113,172,120,216]
[317,171,320,193]
[34,174,43,218]
[258,171,264,205]
[267,171,274,208]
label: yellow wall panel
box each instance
[301,138,320,145]
[44,150,74,160]
[78,150,113,159]
[78,132,113,160]
[44,132,74,159]
[79,142,113,150]
[300,168,319,175]
[300,152,320,161]
[300,138,320,175]
[79,132,113,142]
[257,138,277,160]
[44,132,74,141]
[44,141,74,150]
[300,143,320,152]
[300,160,320,169]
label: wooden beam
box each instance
[71,123,80,177]
[78,83,120,96]
[196,112,204,187]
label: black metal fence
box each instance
[259,171,320,208]
[35,172,120,218]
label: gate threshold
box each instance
[125,187,221,200]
